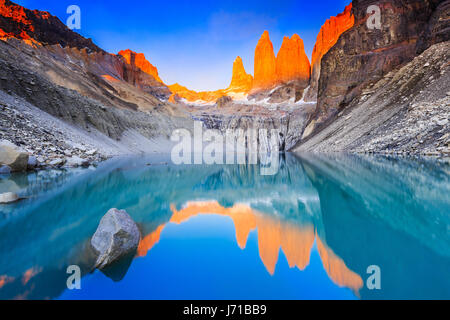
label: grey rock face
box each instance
[0,192,20,204]
[296,41,450,155]
[0,140,29,172]
[91,209,141,269]
[0,165,11,175]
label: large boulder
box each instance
[0,140,29,172]
[91,209,141,269]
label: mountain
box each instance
[305,3,354,101]
[0,0,448,160]
[253,31,311,93]
[165,31,311,104]
[296,0,449,155]
[313,0,447,127]
[0,0,193,164]
[168,55,254,103]
[0,0,101,51]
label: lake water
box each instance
[0,153,449,300]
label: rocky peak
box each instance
[118,49,162,83]
[276,34,311,84]
[253,30,277,91]
[0,0,102,52]
[228,56,253,93]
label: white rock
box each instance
[66,156,89,168]
[91,209,141,269]
[0,192,20,204]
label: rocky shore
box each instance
[0,94,109,171]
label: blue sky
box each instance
[15,0,351,91]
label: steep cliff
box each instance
[295,0,450,156]
[0,0,171,101]
[305,3,354,102]
[118,49,163,83]
[308,0,446,132]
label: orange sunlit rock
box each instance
[135,200,363,295]
[21,267,40,285]
[168,83,225,103]
[101,74,120,82]
[168,56,253,103]
[137,225,165,257]
[0,275,14,288]
[311,3,354,71]
[276,34,311,84]
[253,30,277,90]
[0,0,34,33]
[228,56,254,93]
[316,237,364,291]
[280,223,315,271]
[255,214,282,275]
[118,49,163,83]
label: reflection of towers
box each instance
[136,201,363,292]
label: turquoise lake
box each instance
[0,153,449,300]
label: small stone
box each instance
[426,151,440,156]
[86,149,97,156]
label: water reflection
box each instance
[0,154,448,300]
[136,201,363,293]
